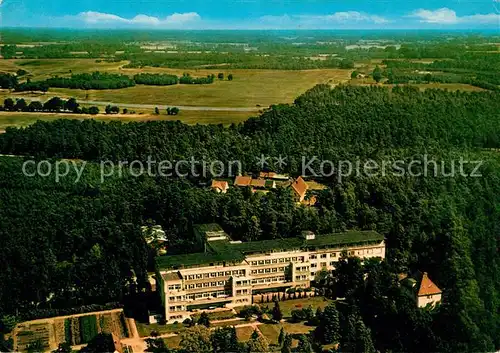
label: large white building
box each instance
[156,224,385,323]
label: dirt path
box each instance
[4,94,262,112]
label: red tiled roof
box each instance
[234,176,252,186]
[418,272,442,296]
[291,176,308,198]
[211,180,229,191]
[251,179,266,188]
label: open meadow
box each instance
[1,59,352,107]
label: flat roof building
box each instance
[156,225,385,323]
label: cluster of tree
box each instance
[0,73,18,89]
[44,72,136,90]
[1,85,500,351]
[133,73,179,86]
[122,52,357,70]
[1,97,100,114]
[105,105,120,114]
[179,73,215,85]
[133,73,235,86]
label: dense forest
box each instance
[1,85,500,352]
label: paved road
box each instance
[18,96,263,112]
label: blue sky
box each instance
[1,0,499,29]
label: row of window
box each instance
[296,266,309,272]
[184,269,245,281]
[295,275,308,281]
[251,266,286,275]
[168,305,184,312]
[186,280,227,290]
[235,280,250,286]
[236,289,249,295]
[249,257,304,266]
[167,284,181,290]
[251,276,285,284]
[168,315,184,320]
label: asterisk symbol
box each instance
[255,154,270,169]
[274,155,287,169]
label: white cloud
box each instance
[320,11,389,24]
[76,11,201,27]
[410,7,500,25]
[257,11,389,29]
[164,12,201,24]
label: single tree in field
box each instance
[217,72,224,80]
[64,98,79,113]
[88,106,99,115]
[123,108,128,114]
[154,107,160,115]
[4,98,15,111]
[14,98,28,112]
[278,327,286,346]
[227,74,233,81]
[272,300,283,322]
[351,70,359,79]
[198,311,211,327]
[372,66,383,83]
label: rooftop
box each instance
[291,176,308,198]
[234,176,252,186]
[157,228,384,270]
[418,272,442,296]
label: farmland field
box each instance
[11,309,130,352]
[1,59,351,107]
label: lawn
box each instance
[0,109,254,130]
[163,336,181,349]
[235,326,256,342]
[258,322,314,345]
[274,297,332,318]
[136,322,185,338]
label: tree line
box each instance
[1,97,101,115]
[1,71,230,93]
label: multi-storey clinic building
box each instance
[156,224,385,323]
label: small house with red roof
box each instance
[291,176,309,202]
[211,180,229,193]
[417,272,442,308]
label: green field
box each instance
[271,297,332,318]
[0,59,351,108]
[258,322,314,345]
